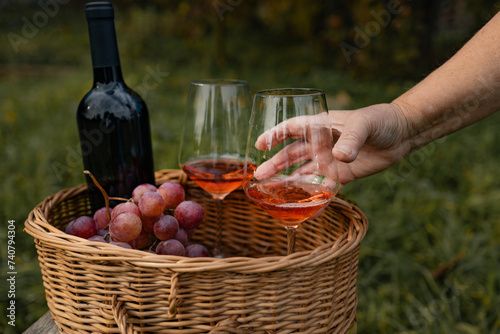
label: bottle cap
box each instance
[85,2,114,20]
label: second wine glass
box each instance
[179,79,252,257]
[244,88,340,255]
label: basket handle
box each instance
[111,273,181,331]
[167,272,182,318]
[112,299,250,334]
[112,295,139,334]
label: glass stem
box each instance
[286,227,296,255]
[213,198,224,257]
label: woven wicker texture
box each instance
[25,169,368,333]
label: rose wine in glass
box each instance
[182,158,250,198]
[244,88,340,255]
[179,79,252,257]
[244,182,334,227]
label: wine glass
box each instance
[179,79,252,257]
[244,88,340,255]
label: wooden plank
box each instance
[23,311,59,334]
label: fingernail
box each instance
[335,145,352,158]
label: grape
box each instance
[111,201,141,219]
[138,191,166,218]
[88,235,106,243]
[157,182,185,209]
[97,229,109,237]
[156,239,185,256]
[109,241,133,249]
[174,201,204,229]
[154,215,179,241]
[109,212,142,242]
[185,244,209,258]
[65,216,98,239]
[93,207,110,229]
[174,227,189,247]
[97,229,111,241]
[129,230,155,249]
[142,213,163,233]
[132,183,157,202]
[65,220,75,235]
[62,195,212,256]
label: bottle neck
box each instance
[87,15,123,84]
[93,66,124,84]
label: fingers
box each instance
[255,113,329,151]
[254,109,372,166]
[331,112,370,163]
[254,140,310,180]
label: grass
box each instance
[1,3,499,334]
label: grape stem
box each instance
[84,170,112,221]
[83,170,131,221]
[109,196,133,202]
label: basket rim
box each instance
[24,169,368,274]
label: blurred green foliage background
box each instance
[1,0,499,333]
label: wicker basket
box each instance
[25,169,368,333]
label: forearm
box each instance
[393,11,500,153]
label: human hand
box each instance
[253,103,410,186]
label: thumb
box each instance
[332,120,369,163]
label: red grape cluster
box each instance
[64,182,209,257]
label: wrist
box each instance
[390,99,429,153]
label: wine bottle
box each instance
[77,2,155,211]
